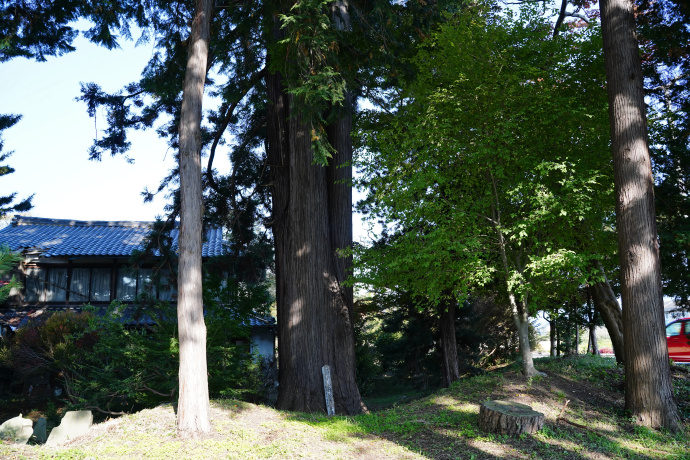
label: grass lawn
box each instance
[1,355,688,459]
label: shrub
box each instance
[2,299,269,415]
[63,302,179,414]
[2,311,93,380]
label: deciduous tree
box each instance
[355,5,613,378]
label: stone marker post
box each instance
[322,365,335,416]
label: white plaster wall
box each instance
[251,328,275,361]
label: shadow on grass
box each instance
[282,360,685,460]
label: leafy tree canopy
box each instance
[354,4,615,310]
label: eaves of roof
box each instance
[0,216,226,258]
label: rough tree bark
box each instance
[590,265,625,364]
[439,298,460,387]
[600,0,680,431]
[176,0,213,438]
[265,2,365,414]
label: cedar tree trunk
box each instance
[600,0,680,431]
[176,0,213,437]
[265,14,365,412]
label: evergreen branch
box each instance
[207,67,266,193]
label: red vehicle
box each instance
[666,317,690,364]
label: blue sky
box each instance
[1,34,195,224]
[0,28,371,243]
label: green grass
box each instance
[1,356,688,459]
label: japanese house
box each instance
[0,216,275,360]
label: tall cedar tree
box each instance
[599,0,681,431]
[176,0,214,437]
[265,0,365,414]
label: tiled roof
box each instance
[248,315,276,327]
[0,216,226,258]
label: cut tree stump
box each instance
[478,400,544,436]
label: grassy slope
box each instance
[1,356,688,460]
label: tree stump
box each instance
[478,400,544,436]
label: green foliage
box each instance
[352,300,381,396]
[274,0,346,164]
[0,114,33,218]
[0,245,22,303]
[2,279,270,414]
[354,3,614,313]
[203,273,271,400]
[1,311,95,381]
[637,0,690,307]
[63,303,178,413]
[0,1,148,62]
[353,288,522,394]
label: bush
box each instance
[2,311,94,381]
[2,298,269,415]
[63,302,179,414]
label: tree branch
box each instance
[207,67,266,192]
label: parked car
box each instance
[666,317,690,363]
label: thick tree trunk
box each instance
[590,271,625,364]
[439,298,460,387]
[268,97,364,414]
[265,10,364,414]
[549,320,556,357]
[176,0,213,438]
[600,0,680,431]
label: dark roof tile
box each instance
[0,216,226,258]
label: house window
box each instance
[117,269,137,301]
[27,266,111,304]
[24,266,171,304]
[158,271,176,301]
[91,268,111,301]
[25,267,68,302]
[45,268,68,302]
[70,268,90,302]
[138,269,153,297]
[25,267,46,303]
[116,267,155,301]
[69,267,111,303]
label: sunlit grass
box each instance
[0,356,687,459]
